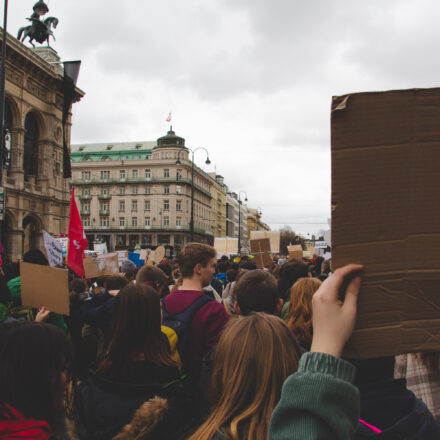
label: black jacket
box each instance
[356,379,440,439]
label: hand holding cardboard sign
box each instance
[311,264,363,358]
[35,306,50,322]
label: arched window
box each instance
[23,112,39,178]
[4,100,12,168]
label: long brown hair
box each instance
[286,278,322,349]
[189,313,300,440]
[96,284,177,380]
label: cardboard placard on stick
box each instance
[83,256,100,279]
[250,231,280,253]
[20,262,69,315]
[154,246,165,263]
[288,245,303,261]
[332,87,440,359]
[96,253,119,276]
[250,238,272,269]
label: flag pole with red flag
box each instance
[67,188,88,277]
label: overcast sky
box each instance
[7,0,440,236]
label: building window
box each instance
[164,217,169,227]
[119,201,125,212]
[82,187,90,195]
[81,202,90,212]
[81,171,91,181]
[175,235,184,246]
[83,217,90,227]
[145,185,151,195]
[100,217,109,227]
[132,217,137,227]
[145,169,151,180]
[176,185,182,194]
[101,187,109,195]
[142,234,151,245]
[164,200,169,211]
[164,169,169,178]
[132,186,138,195]
[101,170,110,180]
[119,217,125,227]
[176,218,182,227]
[120,170,126,180]
[23,112,39,178]
[144,217,150,227]
[132,200,137,211]
[176,200,182,211]
[117,235,126,246]
[132,169,138,179]
[164,185,170,194]
[100,202,109,213]
[176,169,182,180]
[158,234,170,245]
[144,200,150,211]
[119,186,125,195]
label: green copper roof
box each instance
[155,127,186,149]
[71,141,155,163]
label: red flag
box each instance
[166,112,172,123]
[67,188,88,277]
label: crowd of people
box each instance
[0,243,439,439]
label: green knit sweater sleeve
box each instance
[269,352,359,440]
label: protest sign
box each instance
[314,241,328,249]
[332,87,440,358]
[128,252,143,268]
[83,256,100,278]
[56,237,68,257]
[43,231,63,267]
[20,262,69,315]
[117,250,128,266]
[96,253,119,275]
[214,237,239,255]
[93,242,107,255]
[250,238,272,269]
[287,245,303,261]
[154,246,166,263]
[249,231,280,253]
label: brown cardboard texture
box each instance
[250,238,272,269]
[332,87,440,359]
[97,253,119,276]
[154,246,166,263]
[250,231,280,253]
[20,262,69,315]
[288,245,303,261]
[84,256,100,279]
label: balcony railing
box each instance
[80,210,90,215]
[98,194,111,200]
[79,194,91,200]
[99,210,110,215]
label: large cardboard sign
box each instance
[43,231,63,267]
[20,262,69,315]
[332,87,440,358]
[287,245,303,261]
[96,253,119,276]
[250,238,273,269]
[83,256,100,278]
[214,237,239,255]
[249,231,280,253]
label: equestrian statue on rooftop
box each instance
[17,0,59,47]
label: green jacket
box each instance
[269,352,359,440]
[7,276,68,333]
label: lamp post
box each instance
[237,191,248,255]
[176,147,210,242]
[256,207,262,231]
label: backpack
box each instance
[161,295,212,368]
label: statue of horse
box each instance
[17,16,59,47]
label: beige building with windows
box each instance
[71,129,214,253]
[2,34,83,261]
[247,208,270,234]
[208,173,227,238]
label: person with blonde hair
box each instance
[283,277,322,350]
[189,313,301,440]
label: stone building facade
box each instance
[1,34,83,261]
[208,173,227,238]
[71,129,215,253]
[247,208,270,234]
[226,192,249,252]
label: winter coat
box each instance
[70,366,197,440]
[356,378,440,439]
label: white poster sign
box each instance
[43,231,63,267]
[314,241,328,249]
[56,237,68,257]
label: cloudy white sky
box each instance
[6,0,440,235]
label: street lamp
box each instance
[176,147,210,242]
[237,191,248,255]
[256,207,262,231]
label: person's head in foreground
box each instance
[0,321,71,428]
[234,269,283,316]
[96,283,177,381]
[286,277,322,350]
[136,265,169,296]
[189,313,300,440]
[177,242,217,287]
